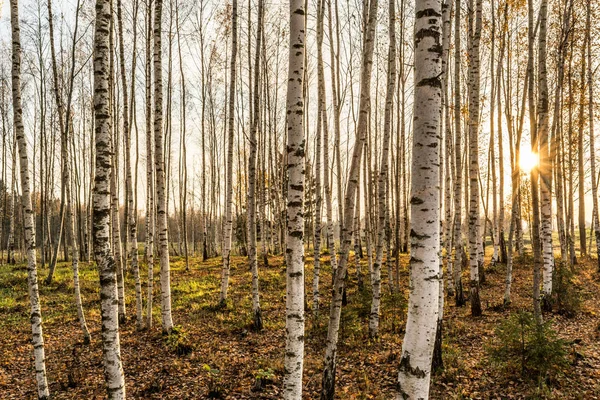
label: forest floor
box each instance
[1,247,600,399]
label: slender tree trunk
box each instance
[282,1,306,397]
[45,0,69,284]
[453,0,465,307]
[117,0,142,328]
[7,136,16,265]
[154,0,174,333]
[586,1,600,271]
[369,0,396,338]
[145,0,155,329]
[10,2,51,394]
[433,0,453,371]
[219,0,238,306]
[468,0,483,317]
[537,0,554,310]
[108,0,127,326]
[93,0,126,396]
[578,32,586,256]
[528,0,543,325]
[247,0,264,330]
[321,1,377,398]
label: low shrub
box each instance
[487,311,568,384]
[552,261,581,317]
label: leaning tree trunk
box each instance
[369,0,396,339]
[48,0,92,342]
[154,0,174,333]
[397,0,442,396]
[321,1,377,398]
[45,0,67,284]
[282,1,306,398]
[10,0,51,396]
[219,0,238,306]
[93,0,126,397]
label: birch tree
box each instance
[247,0,265,330]
[397,0,442,396]
[369,0,396,338]
[10,0,50,397]
[117,0,142,328]
[145,0,155,329]
[282,0,306,397]
[467,0,483,317]
[219,0,238,306]
[321,0,377,398]
[154,0,174,332]
[537,0,554,309]
[453,0,465,307]
[586,0,600,271]
[93,0,126,396]
[312,0,325,314]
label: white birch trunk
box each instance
[10,0,51,396]
[467,0,483,317]
[93,0,126,396]
[537,0,554,303]
[145,0,155,329]
[282,1,306,398]
[586,1,600,272]
[154,0,174,332]
[219,0,238,306]
[247,0,264,330]
[370,0,396,338]
[117,0,142,328]
[397,0,442,397]
[321,1,377,398]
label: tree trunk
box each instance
[453,0,465,307]
[586,1,600,271]
[219,0,238,306]
[320,1,377,398]
[154,0,174,333]
[537,0,553,311]
[282,1,306,398]
[528,0,543,325]
[117,0,142,328]
[92,0,126,396]
[247,0,265,330]
[10,1,51,394]
[145,0,155,329]
[109,0,127,326]
[397,0,442,395]
[468,0,483,317]
[369,0,396,338]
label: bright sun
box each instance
[520,149,539,173]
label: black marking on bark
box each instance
[399,354,427,378]
[415,8,441,18]
[417,76,442,89]
[410,229,431,240]
[410,196,424,205]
